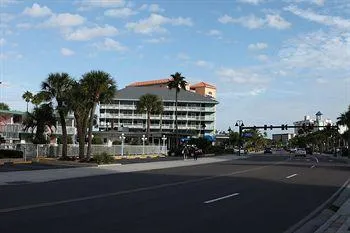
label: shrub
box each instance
[0,150,23,159]
[92,152,115,164]
[92,136,103,145]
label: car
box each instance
[289,148,297,153]
[295,148,307,157]
[264,148,273,154]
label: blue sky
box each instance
[0,0,349,132]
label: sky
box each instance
[0,0,349,133]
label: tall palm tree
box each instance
[22,91,33,112]
[41,73,73,159]
[67,81,91,159]
[337,105,350,155]
[167,72,187,146]
[136,94,164,139]
[81,70,117,159]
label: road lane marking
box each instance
[0,161,287,213]
[204,193,239,204]
[286,174,298,179]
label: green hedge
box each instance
[92,152,115,164]
[0,150,23,159]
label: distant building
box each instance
[272,133,295,144]
[293,111,332,135]
[0,110,25,143]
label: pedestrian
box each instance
[194,148,198,160]
[182,145,188,160]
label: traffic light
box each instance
[270,125,273,130]
[285,124,288,130]
[281,124,285,130]
[264,125,267,130]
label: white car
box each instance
[295,148,307,157]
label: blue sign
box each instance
[243,133,253,137]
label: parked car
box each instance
[295,148,307,157]
[289,148,297,153]
[264,148,273,154]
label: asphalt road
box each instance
[0,154,348,233]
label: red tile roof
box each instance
[190,82,216,89]
[127,78,172,87]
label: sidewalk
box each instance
[0,154,246,186]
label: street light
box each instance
[162,135,167,155]
[142,134,147,155]
[235,120,244,156]
[119,133,125,156]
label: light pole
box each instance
[119,133,125,156]
[235,120,244,156]
[142,134,147,155]
[162,135,167,155]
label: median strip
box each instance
[286,173,298,179]
[204,193,240,204]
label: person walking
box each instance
[182,145,189,160]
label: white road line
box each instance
[286,174,298,179]
[204,193,240,204]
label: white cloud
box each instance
[218,14,291,29]
[237,0,264,5]
[0,13,15,22]
[0,0,19,7]
[126,13,193,34]
[316,78,328,84]
[217,67,270,84]
[93,38,127,52]
[285,5,350,30]
[43,13,85,28]
[248,42,268,50]
[78,0,125,9]
[177,52,190,60]
[144,37,167,43]
[195,60,214,69]
[279,30,350,70]
[139,4,165,12]
[23,3,52,17]
[16,23,32,29]
[0,38,5,46]
[284,0,325,6]
[104,8,138,18]
[256,54,269,61]
[61,48,75,56]
[207,29,222,36]
[64,25,118,41]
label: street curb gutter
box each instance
[284,177,350,233]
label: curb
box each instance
[285,177,350,233]
[0,160,32,165]
[97,163,122,167]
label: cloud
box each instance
[0,38,5,46]
[0,51,23,60]
[316,78,328,84]
[218,14,291,29]
[61,48,75,56]
[43,13,85,28]
[125,13,193,34]
[207,29,222,36]
[139,4,165,12]
[16,23,32,29]
[0,13,15,22]
[177,52,190,60]
[248,42,268,50]
[0,0,19,7]
[256,54,269,61]
[217,67,270,84]
[78,0,125,9]
[284,0,325,6]
[93,38,127,52]
[195,60,214,69]
[23,3,52,17]
[279,30,350,70]
[64,25,118,41]
[237,0,265,5]
[144,37,167,43]
[285,5,350,29]
[104,8,138,18]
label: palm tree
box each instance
[136,94,164,139]
[337,105,350,155]
[23,103,56,144]
[31,92,47,107]
[67,81,91,159]
[41,73,73,159]
[167,72,187,146]
[81,70,117,159]
[22,91,33,112]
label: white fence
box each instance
[10,144,167,159]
